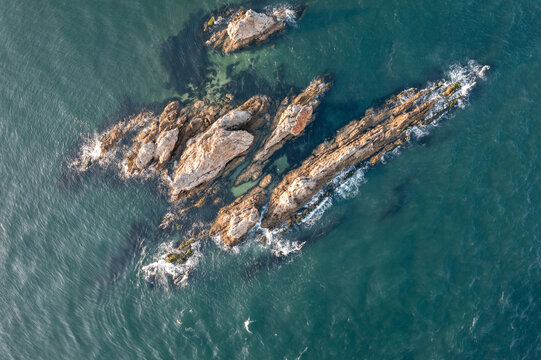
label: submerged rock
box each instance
[165,238,196,264]
[205,8,300,54]
[237,76,332,184]
[261,65,490,229]
[210,175,272,246]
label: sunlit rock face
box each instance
[205,8,300,54]
[261,64,490,230]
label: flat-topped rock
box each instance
[205,8,300,54]
[171,96,270,197]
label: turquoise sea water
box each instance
[1,0,540,358]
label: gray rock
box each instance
[155,128,179,165]
[135,142,156,169]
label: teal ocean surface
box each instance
[1,0,540,358]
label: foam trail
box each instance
[141,240,203,287]
[244,318,254,334]
[291,61,489,230]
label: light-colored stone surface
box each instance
[171,96,269,195]
[135,142,156,169]
[236,77,331,184]
[155,128,179,165]
[205,8,299,53]
[173,128,253,192]
[209,187,267,246]
[227,10,276,42]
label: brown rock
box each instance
[237,76,331,184]
[209,186,267,246]
[205,8,299,54]
[261,73,486,229]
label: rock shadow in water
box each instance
[160,10,209,96]
[379,178,410,221]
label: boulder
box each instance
[171,96,269,196]
[173,129,254,192]
[205,8,300,53]
[227,10,277,42]
[155,128,179,165]
[135,142,156,169]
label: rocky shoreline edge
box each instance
[67,5,489,286]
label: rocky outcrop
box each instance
[171,96,270,197]
[98,112,153,155]
[155,128,179,166]
[205,8,300,54]
[210,175,272,246]
[237,76,332,184]
[123,100,226,174]
[261,65,490,229]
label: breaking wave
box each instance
[293,61,489,230]
[141,239,203,287]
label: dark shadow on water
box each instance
[379,178,410,221]
[107,221,153,284]
[160,10,209,96]
[416,127,454,148]
[160,1,306,98]
[241,215,343,280]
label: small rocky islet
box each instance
[70,5,489,286]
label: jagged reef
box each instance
[67,4,489,285]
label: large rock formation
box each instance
[205,8,300,54]
[261,65,490,229]
[121,100,226,174]
[237,76,332,184]
[210,175,272,246]
[171,96,270,197]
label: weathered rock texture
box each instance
[171,96,269,196]
[210,175,272,246]
[206,8,299,54]
[260,65,489,230]
[123,99,226,174]
[237,76,332,184]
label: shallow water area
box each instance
[1,0,541,358]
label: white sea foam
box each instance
[141,240,203,287]
[270,238,306,257]
[293,61,489,230]
[334,166,367,199]
[244,318,254,334]
[258,227,305,257]
[68,133,103,171]
[271,6,298,24]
